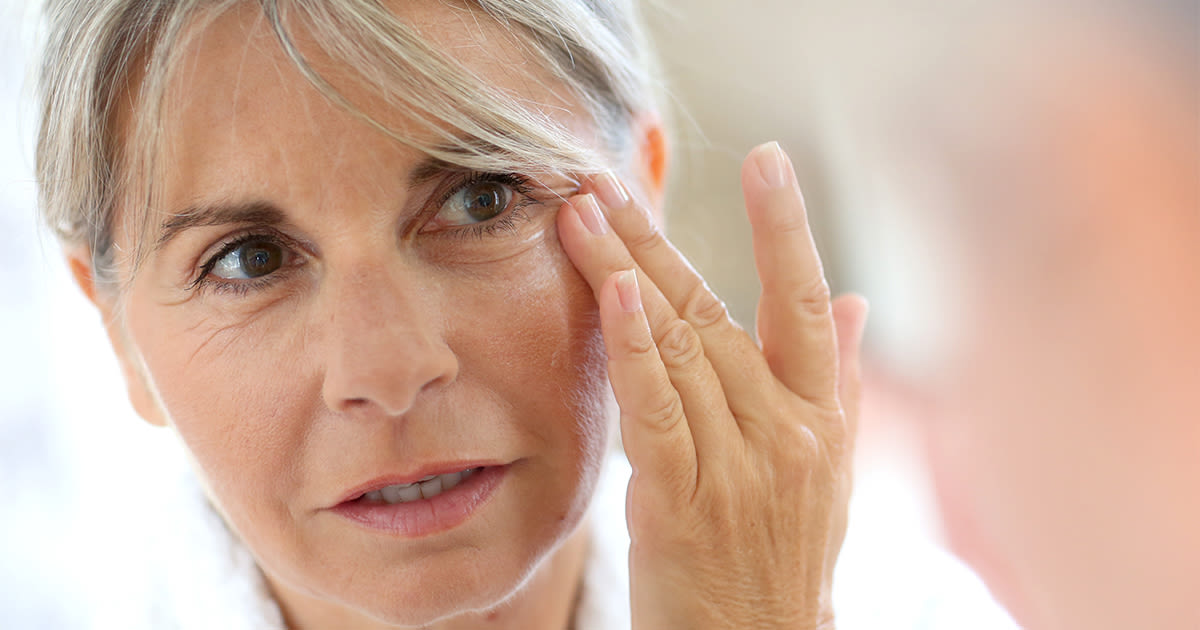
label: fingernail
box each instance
[575,194,608,236]
[753,141,790,189]
[616,269,642,313]
[594,170,630,209]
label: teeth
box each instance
[441,471,463,490]
[379,485,401,503]
[362,468,481,505]
[395,484,422,503]
[419,476,443,499]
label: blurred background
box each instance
[9,0,1193,627]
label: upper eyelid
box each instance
[204,228,300,261]
[435,171,533,205]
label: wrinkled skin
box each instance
[69,2,866,629]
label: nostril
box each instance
[320,330,459,417]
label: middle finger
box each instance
[557,193,741,458]
[581,172,776,416]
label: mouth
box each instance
[331,464,509,538]
[353,467,483,505]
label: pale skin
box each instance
[66,2,866,629]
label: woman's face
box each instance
[102,2,618,625]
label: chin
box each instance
[323,496,591,627]
[340,532,569,627]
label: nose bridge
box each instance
[319,259,457,417]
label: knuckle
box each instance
[615,329,658,359]
[778,422,822,468]
[820,409,852,461]
[679,282,730,330]
[626,222,669,254]
[653,318,704,370]
[823,408,849,443]
[783,275,833,319]
[773,214,812,236]
[636,391,686,430]
[763,200,812,235]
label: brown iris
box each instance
[239,241,283,278]
[461,181,507,222]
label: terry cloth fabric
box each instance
[86,453,1015,630]
[90,455,632,630]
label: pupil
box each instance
[240,242,282,278]
[465,183,505,221]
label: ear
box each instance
[66,247,168,428]
[628,111,670,227]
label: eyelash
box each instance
[429,171,538,240]
[191,171,542,295]
[190,230,295,295]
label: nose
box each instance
[318,261,458,417]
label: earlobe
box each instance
[66,247,99,305]
[65,248,168,428]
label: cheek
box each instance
[448,238,613,472]
[124,289,317,532]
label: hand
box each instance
[557,142,868,630]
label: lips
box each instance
[357,467,482,504]
[335,461,504,506]
[330,463,510,538]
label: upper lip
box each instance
[333,461,504,506]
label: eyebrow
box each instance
[408,156,457,188]
[155,201,286,253]
[154,157,458,253]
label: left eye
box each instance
[435,179,514,226]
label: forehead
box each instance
[148,0,579,211]
[168,0,569,116]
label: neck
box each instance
[271,523,591,630]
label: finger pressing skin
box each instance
[744,142,839,405]
[596,269,698,496]
[556,194,740,463]
[581,172,777,418]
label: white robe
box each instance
[89,454,1015,630]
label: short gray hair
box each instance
[36,0,659,288]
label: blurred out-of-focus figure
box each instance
[807,1,1200,628]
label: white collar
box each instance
[132,455,634,630]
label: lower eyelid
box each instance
[200,260,304,295]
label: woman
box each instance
[36,0,868,628]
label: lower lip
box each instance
[330,465,508,538]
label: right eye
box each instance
[209,238,287,280]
